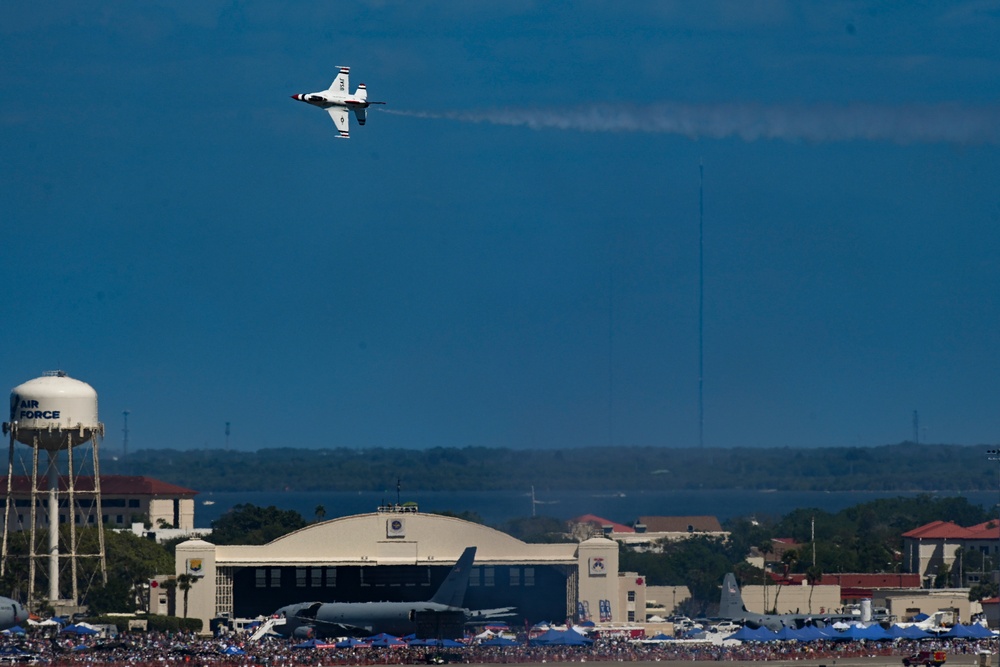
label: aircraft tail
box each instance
[429,547,477,607]
[354,83,368,101]
[720,573,748,618]
[329,66,350,94]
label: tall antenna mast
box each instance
[122,410,130,466]
[698,160,705,448]
[225,422,231,450]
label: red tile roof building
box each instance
[0,475,198,531]
[901,520,1000,581]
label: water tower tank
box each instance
[8,371,100,450]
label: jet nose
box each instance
[15,602,28,624]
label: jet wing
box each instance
[290,606,370,638]
[327,108,351,138]
[309,618,372,637]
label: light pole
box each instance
[987,448,1000,582]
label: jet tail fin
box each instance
[429,547,477,608]
[720,573,749,617]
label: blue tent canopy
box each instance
[943,624,995,639]
[828,624,890,641]
[482,636,519,646]
[334,637,369,648]
[61,624,98,635]
[531,629,593,646]
[725,626,776,642]
[887,624,933,639]
[293,638,331,649]
[370,636,406,647]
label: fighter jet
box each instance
[718,572,852,631]
[291,66,385,138]
[0,596,29,630]
[271,547,514,639]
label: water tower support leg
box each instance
[47,449,59,604]
[1,432,14,577]
[67,438,77,604]
[91,438,106,584]
[27,442,39,605]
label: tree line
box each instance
[100,442,999,492]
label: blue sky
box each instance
[2,2,999,451]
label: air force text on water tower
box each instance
[14,400,61,421]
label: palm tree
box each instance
[758,541,774,612]
[314,505,327,523]
[806,565,823,614]
[771,548,798,613]
[176,573,196,619]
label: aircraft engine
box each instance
[293,626,315,639]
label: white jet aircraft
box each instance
[291,66,385,138]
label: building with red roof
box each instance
[1,474,198,532]
[902,520,1000,582]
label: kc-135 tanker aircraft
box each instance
[291,66,385,138]
[270,547,515,638]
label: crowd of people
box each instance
[1,628,998,666]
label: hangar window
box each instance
[255,569,266,588]
[311,569,322,587]
[484,567,495,587]
[129,499,140,508]
[628,591,635,602]
[510,568,520,586]
[524,568,535,587]
[296,569,306,587]
[468,567,481,587]
[628,611,635,622]
[271,568,281,588]
[326,568,337,587]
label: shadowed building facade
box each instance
[175,506,624,633]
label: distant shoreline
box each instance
[191,488,997,528]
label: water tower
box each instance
[1,371,107,607]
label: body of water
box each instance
[192,489,997,528]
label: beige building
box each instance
[570,515,729,553]
[175,506,626,634]
[0,475,197,530]
[873,589,981,625]
[902,520,1000,583]
[738,582,842,616]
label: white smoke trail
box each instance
[384,102,1000,145]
